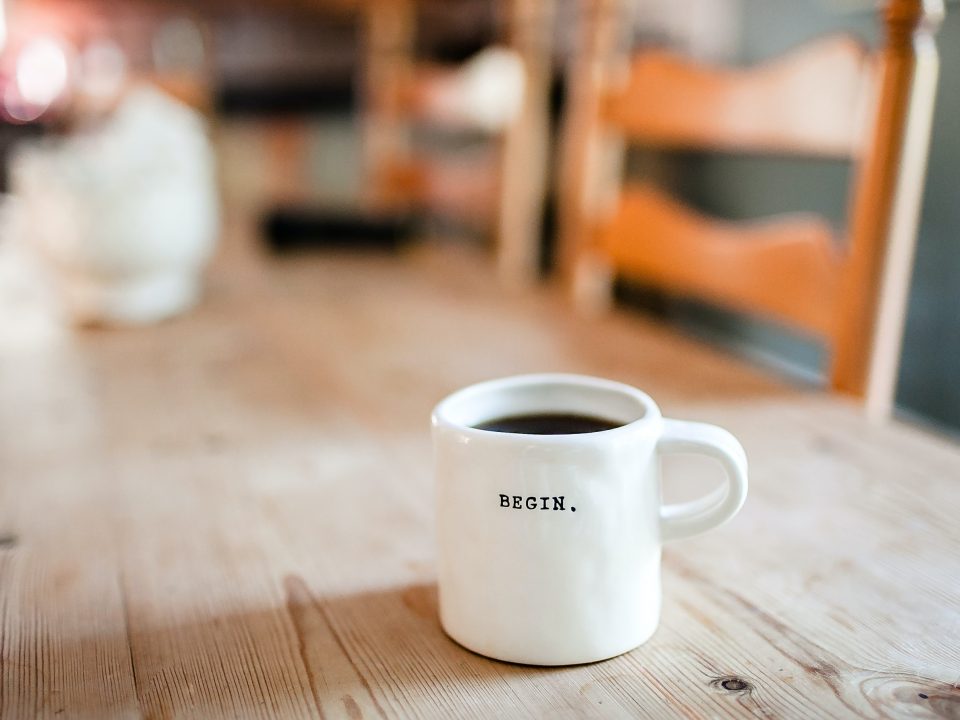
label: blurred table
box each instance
[1,222,959,719]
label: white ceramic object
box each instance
[419,47,525,133]
[11,84,219,325]
[459,47,525,132]
[433,374,748,666]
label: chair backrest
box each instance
[362,0,554,285]
[559,0,944,419]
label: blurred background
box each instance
[0,0,956,433]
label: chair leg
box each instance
[573,252,615,316]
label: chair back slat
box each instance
[603,37,875,157]
[598,185,843,336]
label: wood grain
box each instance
[4,111,960,716]
[2,185,959,718]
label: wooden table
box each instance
[1,228,959,719]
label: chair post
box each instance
[557,0,626,313]
[831,0,944,420]
[496,0,555,288]
[362,0,416,210]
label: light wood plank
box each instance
[2,204,959,717]
[0,243,140,720]
[245,232,960,716]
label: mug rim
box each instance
[432,373,662,443]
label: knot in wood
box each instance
[711,675,754,696]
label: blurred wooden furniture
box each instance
[363,0,554,285]
[1,206,959,717]
[559,0,944,420]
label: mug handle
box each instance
[657,419,748,542]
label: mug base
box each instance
[440,621,659,667]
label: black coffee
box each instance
[474,413,622,435]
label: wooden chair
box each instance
[362,0,554,286]
[558,0,944,420]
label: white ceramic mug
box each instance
[11,85,219,326]
[432,374,748,666]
